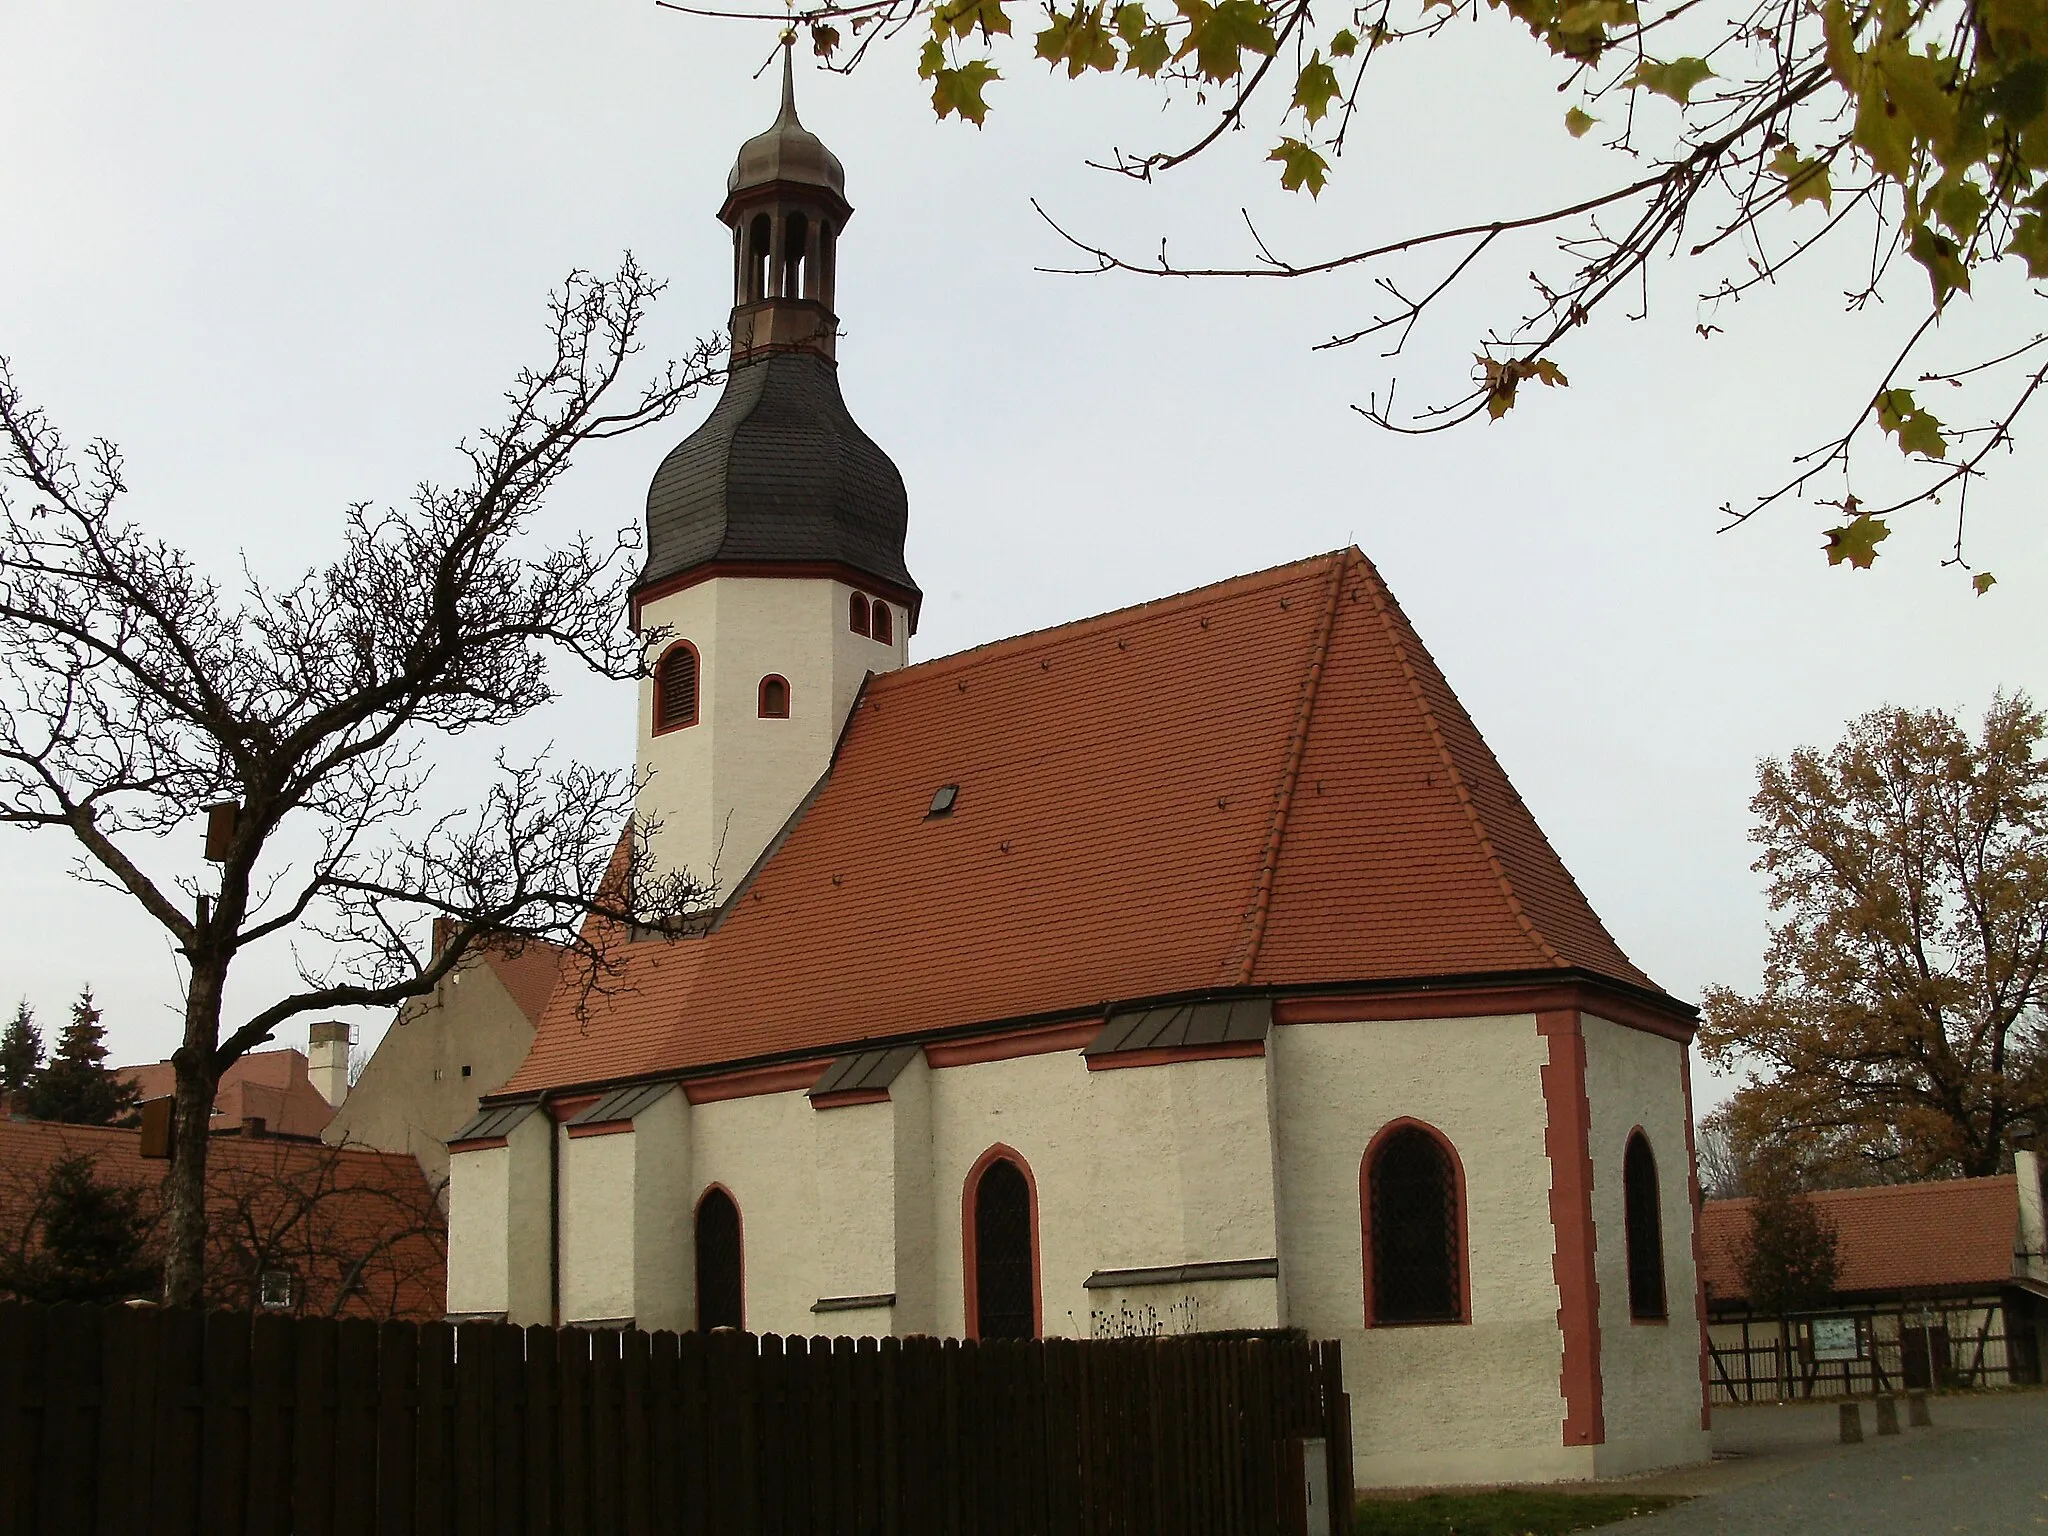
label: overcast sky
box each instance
[3,0,2042,1104]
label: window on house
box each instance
[848,592,870,637]
[259,1270,294,1310]
[758,675,790,719]
[696,1186,744,1331]
[969,1151,1036,1340]
[871,601,894,645]
[655,642,700,733]
[461,1064,472,1079]
[1625,1131,1667,1320]
[1365,1123,1465,1325]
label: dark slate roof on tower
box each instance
[639,351,917,600]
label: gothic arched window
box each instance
[654,642,700,734]
[758,674,790,719]
[966,1148,1037,1340]
[870,601,894,645]
[848,591,871,637]
[1624,1131,1667,1321]
[695,1186,743,1331]
[1363,1122,1466,1326]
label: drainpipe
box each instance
[546,1092,562,1327]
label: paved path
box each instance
[1605,1392,2048,1534]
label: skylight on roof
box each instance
[927,784,958,819]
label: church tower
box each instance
[633,47,920,896]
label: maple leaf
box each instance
[1823,513,1891,568]
[1292,54,1341,125]
[1908,225,1972,308]
[809,21,841,57]
[1630,56,1714,103]
[1973,571,1997,595]
[1329,28,1359,55]
[934,0,1013,37]
[2011,214,2048,279]
[1175,0,1279,83]
[1874,387,1947,459]
[931,60,1002,124]
[1269,138,1329,196]
[1769,147,1833,210]
[1565,106,1598,137]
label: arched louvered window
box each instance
[654,642,700,734]
[1624,1131,1667,1321]
[758,674,790,719]
[966,1148,1037,1340]
[870,601,894,645]
[848,591,871,637]
[695,1186,743,1331]
[1363,1122,1466,1326]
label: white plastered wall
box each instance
[689,1087,823,1335]
[636,575,907,896]
[445,1111,551,1322]
[1581,1015,1714,1477]
[557,1087,694,1329]
[927,1048,1282,1341]
[1270,1014,1584,1487]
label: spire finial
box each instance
[778,31,798,123]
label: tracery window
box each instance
[1364,1122,1466,1326]
[655,642,700,733]
[1624,1131,1667,1321]
[848,591,870,636]
[870,601,894,645]
[758,674,790,718]
[695,1186,744,1331]
[968,1150,1036,1340]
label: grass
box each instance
[1354,1489,1684,1535]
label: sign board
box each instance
[1811,1316,1860,1361]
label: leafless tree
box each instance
[1,258,720,1306]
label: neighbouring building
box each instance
[0,1118,446,1320]
[444,50,1713,1487]
[1698,1151,2048,1400]
[321,939,565,1190]
[120,1046,338,1141]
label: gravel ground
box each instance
[1602,1391,2048,1535]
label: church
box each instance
[444,53,1712,1487]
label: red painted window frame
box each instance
[1623,1126,1669,1323]
[848,591,871,637]
[693,1182,745,1332]
[1359,1116,1472,1329]
[757,674,791,719]
[652,639,701,735]
[961,1142,1042,1340]
[871,601,894,645]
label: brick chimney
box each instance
[308,1021,351,1108]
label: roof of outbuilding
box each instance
[503,548,1669,1097]
[639,351,917,607]
[120,1047,336,1140]
[1697,1176,2023,1303]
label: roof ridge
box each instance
[1708,1173,2019,1209]
[1233,551,1348,984]
[1357,561,1564,971]
[882,549,1348,686]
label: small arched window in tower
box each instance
[967,1149,1037,1339]
[848,591,871,637]
[758,674,790,719]
[782,211,809,300]
[695,1186,744,1331]
[1364,1122,1466,1326]
[654,642,700,734]
[870,601,894,646]
[747,213,773,304]
[1624,1131,1667,1321]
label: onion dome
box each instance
[723,45,846,211]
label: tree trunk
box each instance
[160,961,226,1307]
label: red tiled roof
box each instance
[1698,1176,2021,1303]
[480,940,568,1026]
[0,1118,445,1320]
[505,549,1666,1096]
[120,1047,336,1140]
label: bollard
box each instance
[1874,1395,1901,1435]
[1838,1401,1864,1443]
[1907,1391,1932,1427]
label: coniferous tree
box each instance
[0,1153,158,1304]
[0,1000,40,1096]
[21,988,140,1126]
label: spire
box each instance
[778,32,797,124]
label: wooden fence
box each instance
[0,1303,1352,1536]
